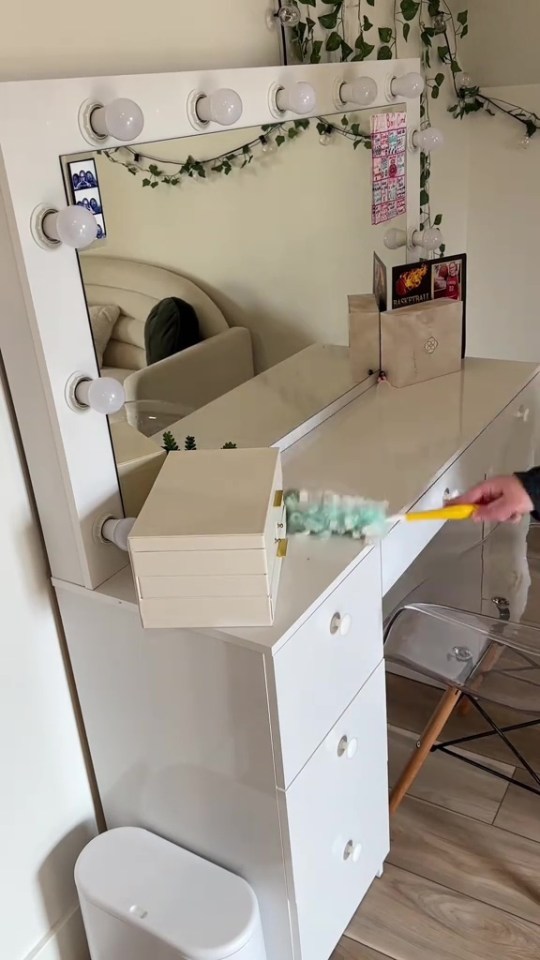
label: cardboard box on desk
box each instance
[128,447,287,629]
[380,297,463,388]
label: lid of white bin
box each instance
[75,828,259,960]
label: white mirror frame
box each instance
[0,60,420,590]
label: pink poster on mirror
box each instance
[370,111,407,225]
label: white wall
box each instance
[0,361,96,960]
[463,0,540,87]
[466,84,540,361]
[0,5,279,960]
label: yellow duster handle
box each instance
[405,504,478,522]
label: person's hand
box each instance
[448,475,533,523]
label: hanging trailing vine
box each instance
[101,111,371,188]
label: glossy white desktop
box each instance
[54,358,539,960]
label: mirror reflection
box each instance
[63,107,408,512]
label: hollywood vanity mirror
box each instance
[64,109,416,516]
[0,59,421,590]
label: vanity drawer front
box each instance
[483,380,537,478]
[281,662,389,960]
[381,442,484,596]
[272,547,383,787]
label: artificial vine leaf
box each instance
[363,16,373,30]
[400,0,420,21]
[310,40,323,62]
[428,0,441,14]
[403,23,411,41]
[420,189,430,206]
[326,30,343,52]
[421,29,433,46]
[340,40,354,60]
[319,11,339,30]
[457,10,468,24]
[431,86,440,99]
[142,178,151,187]
[298,0,316,6]
[378,27,392,43]
[435,72,445,86]
[433,214,443,225]
[276,135,285,146]
[437,45,449,62]
[354,36,375,58]
[461,24,468,37]
[366,0,374,5]
[377,45,393,60]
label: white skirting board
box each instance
[27,906,88,960]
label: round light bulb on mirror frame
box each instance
[275,81,317,116]
[389,72,425,100]
[89,98,145,142]
[411,126,445,153]
[195,89,243,126]
[41,205,98,249]
[339,77,378,107]
[411,227,444,252]
[73,376,126,415]
[100,516,136,552]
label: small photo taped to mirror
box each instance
[67,157,106,241]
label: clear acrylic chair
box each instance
[384,524,540,815]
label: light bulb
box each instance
[412,227,443,251]
[101,517,136,552]
[384,227,407,250]
[42,206,98,249]
[74,376,125,414]
[391,72,425,99]
[340,77,378,107]
[196,89,243,126]
[520,134,531,149]
[260,136,276,154]
[455,71,473,93]
[90,99,145,141]
[276,82,316,115]
[412,126,444,153]
[277,3,301,27]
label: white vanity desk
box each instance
[54,356,540,960]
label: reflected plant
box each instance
[162,432,237,454]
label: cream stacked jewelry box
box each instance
[128,447,287,629]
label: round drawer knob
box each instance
[343,840,362,862]
[330,612,352,637]
[515,406,530,422]
[337,735,358,759]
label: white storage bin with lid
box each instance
[75,827,267,960]
[128,447,287,629]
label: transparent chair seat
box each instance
[385,602,540,716]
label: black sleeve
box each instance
[515,467,540,519]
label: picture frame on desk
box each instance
[392,252,467,357]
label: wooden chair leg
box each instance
[389,686,462,815]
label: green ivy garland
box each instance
[102,112,371,188]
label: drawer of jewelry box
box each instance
[269,545,383,789]
[128,447,287,629]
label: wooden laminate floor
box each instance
[332,676,540,960]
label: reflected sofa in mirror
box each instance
[63,107,410,509]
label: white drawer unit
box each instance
[270,547,383,787]
[482,381,537,479]
[280,663,389,960]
